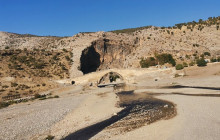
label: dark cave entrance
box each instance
[80,46,101,74]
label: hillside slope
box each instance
[0,16,220,78]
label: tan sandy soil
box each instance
[49,87,122,140]
[0,63,220,140]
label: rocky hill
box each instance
[0,17,220,99]
[1,17,220,79]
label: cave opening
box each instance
[80,46,101,74]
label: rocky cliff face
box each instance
[79,37,137,74]
[1,18,220,78]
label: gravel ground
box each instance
[0,94,85,140]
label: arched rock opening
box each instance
[80,46,101,74]
[98,72,123,84]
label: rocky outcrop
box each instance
[79,37,137,74]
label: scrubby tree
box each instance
[189,61,195,66]
[183,62,188,67]
[155,53,176,66]
[196,58,207,67]
[211,58,217,62]
[140,58,149,68]
[176,64,184,70]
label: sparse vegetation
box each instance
[155,53,176,66]
[183,62,188,67]
[0,48,73,101]
[140,58,149,68]
[11,82,18,87]
[0,101,10,109]
[45,135,55,140]
[211,58,217,62]
[111,26,152,34]
[54,95,59,98]
[197,58,207,67]
[175,64,184,70]
[140,57,157,68]
[140,53,176,68]
[189,61,195,66]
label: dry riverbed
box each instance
[0,63,220,140]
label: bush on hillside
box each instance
[210,58,217,62]
[139,57,157,68]
[196,58,207,67]
[189,61,195,66]
[0,102,10,109]
[155,53,176,66]
[183,62,188,67]
[175,64,184,70]
[140,58,149,68]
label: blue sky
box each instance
[0,0,219,36]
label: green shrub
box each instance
[0,89,5,92]
[200,54,204,58]
[5,46,9,49]
[33,48,39,51]
[54,95,59,98]
[33,62,45,69]
[185,55,190,59]
[65,56,71,61]
[174,74,181,77]
[197,58,207,66]
[2,85,9,88]
[69,52,73,57]
[189,61,195,66]
[140,58,149,68]
[175,64,184,70]
[155,53,176,66]
[52,55,59,60]
[218,57,220,62]
[61,66,67,70]
[139,57,157,68]
[39,97,47,100]
[11,82,18,87]
[211,58,217,62]
[17,56,27,63]
[62,48,67,52]
[183,62,188,67]
[34,93,46,99]
[34,93,41,99]
[0,102,10,109]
